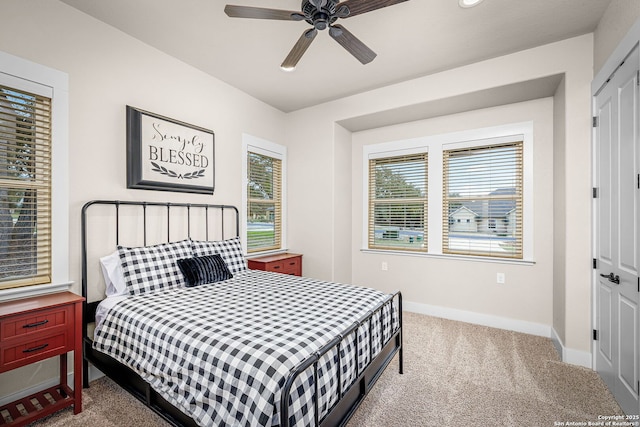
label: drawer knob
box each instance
[23,320,49,328]
[23,343,49,353]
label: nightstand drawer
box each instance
[1,306,71,341]
[265,261,285,273]
[280,257,301,275]
[1,332,68,371]
[266,260,299,275]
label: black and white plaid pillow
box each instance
[118,239,192,295]
[191,237,247,274]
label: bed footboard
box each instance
[280,291,403,427]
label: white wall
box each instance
[0,0,286,399]
[561,38,595,364]
[286,34,594,362]
[351,98,554,326]
[332,124,353,283]
[552,77,567,348]
[594,0,640,74]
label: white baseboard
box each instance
[550,327,564,357]
[403,301,552,337]
[551,327,592,369]
[404,300,592,368]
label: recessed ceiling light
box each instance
[459,0,484,8]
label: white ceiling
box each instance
[60,0,611,113]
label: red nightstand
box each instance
[0,292,84,426]
[248,253,302,276]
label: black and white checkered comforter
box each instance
[93,270,398,427]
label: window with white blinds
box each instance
[368,153,428,252]
[247,151,282,253]
[0,84,52,289]
[442,141,523,259]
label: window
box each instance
[0,50,69,300]
[243,135,286,254]
[0,85,52,290]
[443,141,523,259]
[247,151,281,252]
[363,123,532,262]
[368,152,428,252]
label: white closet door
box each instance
[594,46,640,416]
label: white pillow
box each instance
[99,250,128,297]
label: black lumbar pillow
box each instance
[177,254,233,287]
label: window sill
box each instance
[0,281,73,303]
[360,249,535,266]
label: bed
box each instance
[81,200,403,427]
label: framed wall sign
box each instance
[126,106,215,194]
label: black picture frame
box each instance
[126,106,215,194]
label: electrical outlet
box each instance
[381,262,388,271]
[497,273,505,284]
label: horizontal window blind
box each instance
[442,141,523,259]
[247,151,281,253]
[0,84,52,289]
[369,153,428,252]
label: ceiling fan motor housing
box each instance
[302,0,341,30]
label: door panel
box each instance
[618,74,638,276]
[598,99,613,265]
[594,45,640,416]
[614,50,639,415]
[598,280,614,388]
[596,71,616,393]
[618,294,638,411]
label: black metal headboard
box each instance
[80,200,239,340]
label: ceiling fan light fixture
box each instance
[280,65,296,72]
[459,0,484,8]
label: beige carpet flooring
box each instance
[28,312,623,427]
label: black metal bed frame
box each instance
[81,200,403,427]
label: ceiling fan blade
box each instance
[281,29,318,70]
[224,5,304,21]
[337,0,409,18]
[329,24,376,64]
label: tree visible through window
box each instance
[368,153,428,251]
[247,151,281,252]
[0,84,52,289]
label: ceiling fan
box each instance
[224,0,409,70]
